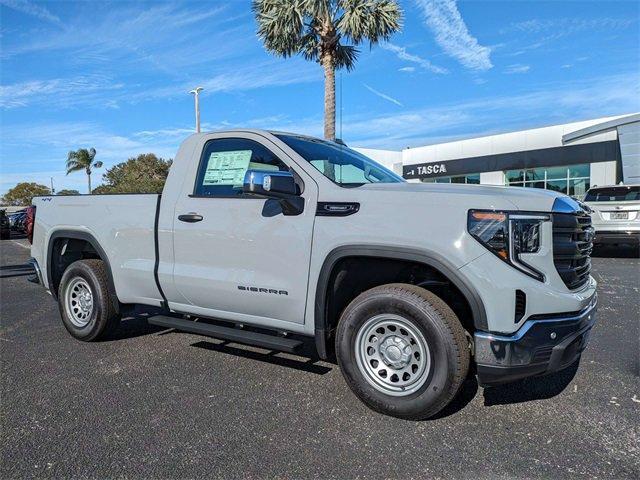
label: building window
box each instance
[422,173,480,184]
[505,164,590,198]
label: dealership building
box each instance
[357,113,640,197]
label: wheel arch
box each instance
[314,245,487,359]
[46,229,119,313]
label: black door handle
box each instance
[178,213,203,223]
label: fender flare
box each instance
[46,230,119,312]
[313,245,487,359]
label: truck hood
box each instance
[356,182,567,212]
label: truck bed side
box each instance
[31,194,163,306]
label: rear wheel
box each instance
[58,259,120,341]
[335,283,470,420]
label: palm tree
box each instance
[253,0,402,141]
[66,148,103,194]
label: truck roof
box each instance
[188,129,329,141]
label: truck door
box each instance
[168,133,318,327]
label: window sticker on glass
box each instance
[203,150,252,186]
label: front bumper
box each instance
[474,295,597,387]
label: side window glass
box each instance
[194,138,289,197]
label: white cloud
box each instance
[0,75,125,109]
[0,0,61,26]
[381,43,448,74]
[1,3,240,71]
[132,127,198,142]
[363,83,403,107]
[0,3,319,114]
[127,59,320,103]
[504,64,530,74]
[506,17,635,35]
[0,58,319,110]
[398,66,416,73]
[347,72,640,148]
[416,0,493,71]
[501,18,635,55]
[200,62,319,95]
[347,111,469,148]
[132,115,290,141]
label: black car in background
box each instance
[8,210,27,233]
[0,210,10,240]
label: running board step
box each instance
[148,315,303,353]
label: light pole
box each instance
[189,87,204,133]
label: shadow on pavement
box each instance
[592,244,639,258]
[107,312,167,341]
[191,339,332,375]
[430,375,479,419]
[482,359,580,406]
[106,307,332,376]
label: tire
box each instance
[57,259,120,341]
[335,283,470,420]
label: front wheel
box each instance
[335,283,470,420]
[58,259,120,341]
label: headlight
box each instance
[468,210,549,282]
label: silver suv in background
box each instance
[583,185,640,247]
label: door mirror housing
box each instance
[243,169,304,216]
[243,170,298,198]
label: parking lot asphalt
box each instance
[1,237,638,479]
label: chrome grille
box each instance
[552,212,594,290]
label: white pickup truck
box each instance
[28,130,598,419]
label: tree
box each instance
[93,154,172,194]
[66,147,103,194]
[1,182,51,206]
[57,189,80,196]
[253,0,402,140]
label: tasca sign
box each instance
[402,140,621,180]
[403,162,448,179]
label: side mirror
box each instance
[243,170,298,198]
[243,169,304,216]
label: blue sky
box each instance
[1,0,639,194]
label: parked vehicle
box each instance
[8,210,27,233]
[0,210,10,240]
[583,185,640,246]
[27,130,598,419]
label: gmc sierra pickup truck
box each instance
[28,130,598,419]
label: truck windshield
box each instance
[584,186,640,202]
[275,134,404,187]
